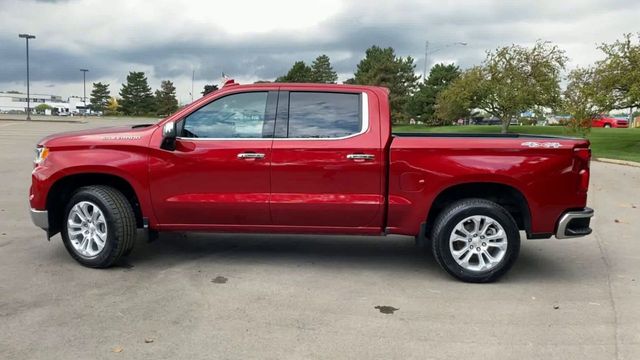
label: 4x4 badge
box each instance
[521,141,563,149]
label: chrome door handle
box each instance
[237,152,265,159]
[346,153,375,161]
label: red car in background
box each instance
[592,116,629,128]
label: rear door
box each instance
[269,89,384,230]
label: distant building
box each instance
[0,91,72,115]
[0,92,97,115]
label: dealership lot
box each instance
[0,118,639,359]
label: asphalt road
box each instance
[0,118,638,359]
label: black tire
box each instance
[431,199,520,283]
[61,185,136,268]
[604,124,612,128]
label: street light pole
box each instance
[423,41,429,81]
[18,33,36,120]
[80,69,89,115]
[423,41,468,80]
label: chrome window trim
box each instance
[175,92,369,141]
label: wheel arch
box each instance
[425,182,532,238]
[46,173,145,236]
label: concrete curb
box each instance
[593,158,640,168]
[0,118,85,124]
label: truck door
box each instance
[149,90,277,227]
[269,90,384,230]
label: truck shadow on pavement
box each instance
[95,232,581,283]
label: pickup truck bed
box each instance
[389,132,589,238]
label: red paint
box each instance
[591,116,629,128]
[31,82,592,239]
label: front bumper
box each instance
[555,207,594,239]
[30,208,49,230]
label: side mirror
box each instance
[161,122,177,150]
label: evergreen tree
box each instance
[155,80,179,116]
[352,46,419,123]
[406,63,461,124]
[202,84,219,96]
[310,54,338,83]
[275,61,313,82]
[89,82,111,113]
[119,72,155,116]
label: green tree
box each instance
[310,54,338,83]
[407,63,460,124]
[35,104,52,114]
[89,82,111,113]
[436,67,483,122]
[351,46,419,123]
[155,80,179,116]
[593,33,640,111]
[562,67,604,135]
[202,84,219,96]
[118,71,155,116]
[276,61,313,83]
[436,41,567,133]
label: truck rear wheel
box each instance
[431,199,520,283]
[61,185,136,268]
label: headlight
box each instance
[34,146,49,165]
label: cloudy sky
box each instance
[1,0,638,104]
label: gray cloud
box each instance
[1,0,639,99]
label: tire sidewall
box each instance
[61,190,119,267]
[436,202,520,282]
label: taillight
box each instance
[578,169,590,192]
[574,147,591,164]
[574,147,591,192]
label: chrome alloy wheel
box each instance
[449,215,508,272]
[67,201,108,258]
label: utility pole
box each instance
[423,41,429,81]
[80,69,89,115]
[18,33,36,120]
[423,40,468,80]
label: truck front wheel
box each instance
[431,199,520,283]
[61,185,136,268]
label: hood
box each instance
[38,124,156,147]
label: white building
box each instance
[0,91,71,115]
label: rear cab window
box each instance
[286,92,363,139]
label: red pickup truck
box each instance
[591,116,629,128]
[30,80,594,282]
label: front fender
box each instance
[30,146,156,227]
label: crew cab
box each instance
[591,116,629,128]
[30,80,594,282]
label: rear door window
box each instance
[287,92,362,138]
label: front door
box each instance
[149,90,277,227]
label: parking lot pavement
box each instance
[0,120,639,360]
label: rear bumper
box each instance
[30,208,49,230]
[555,207,594,239]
